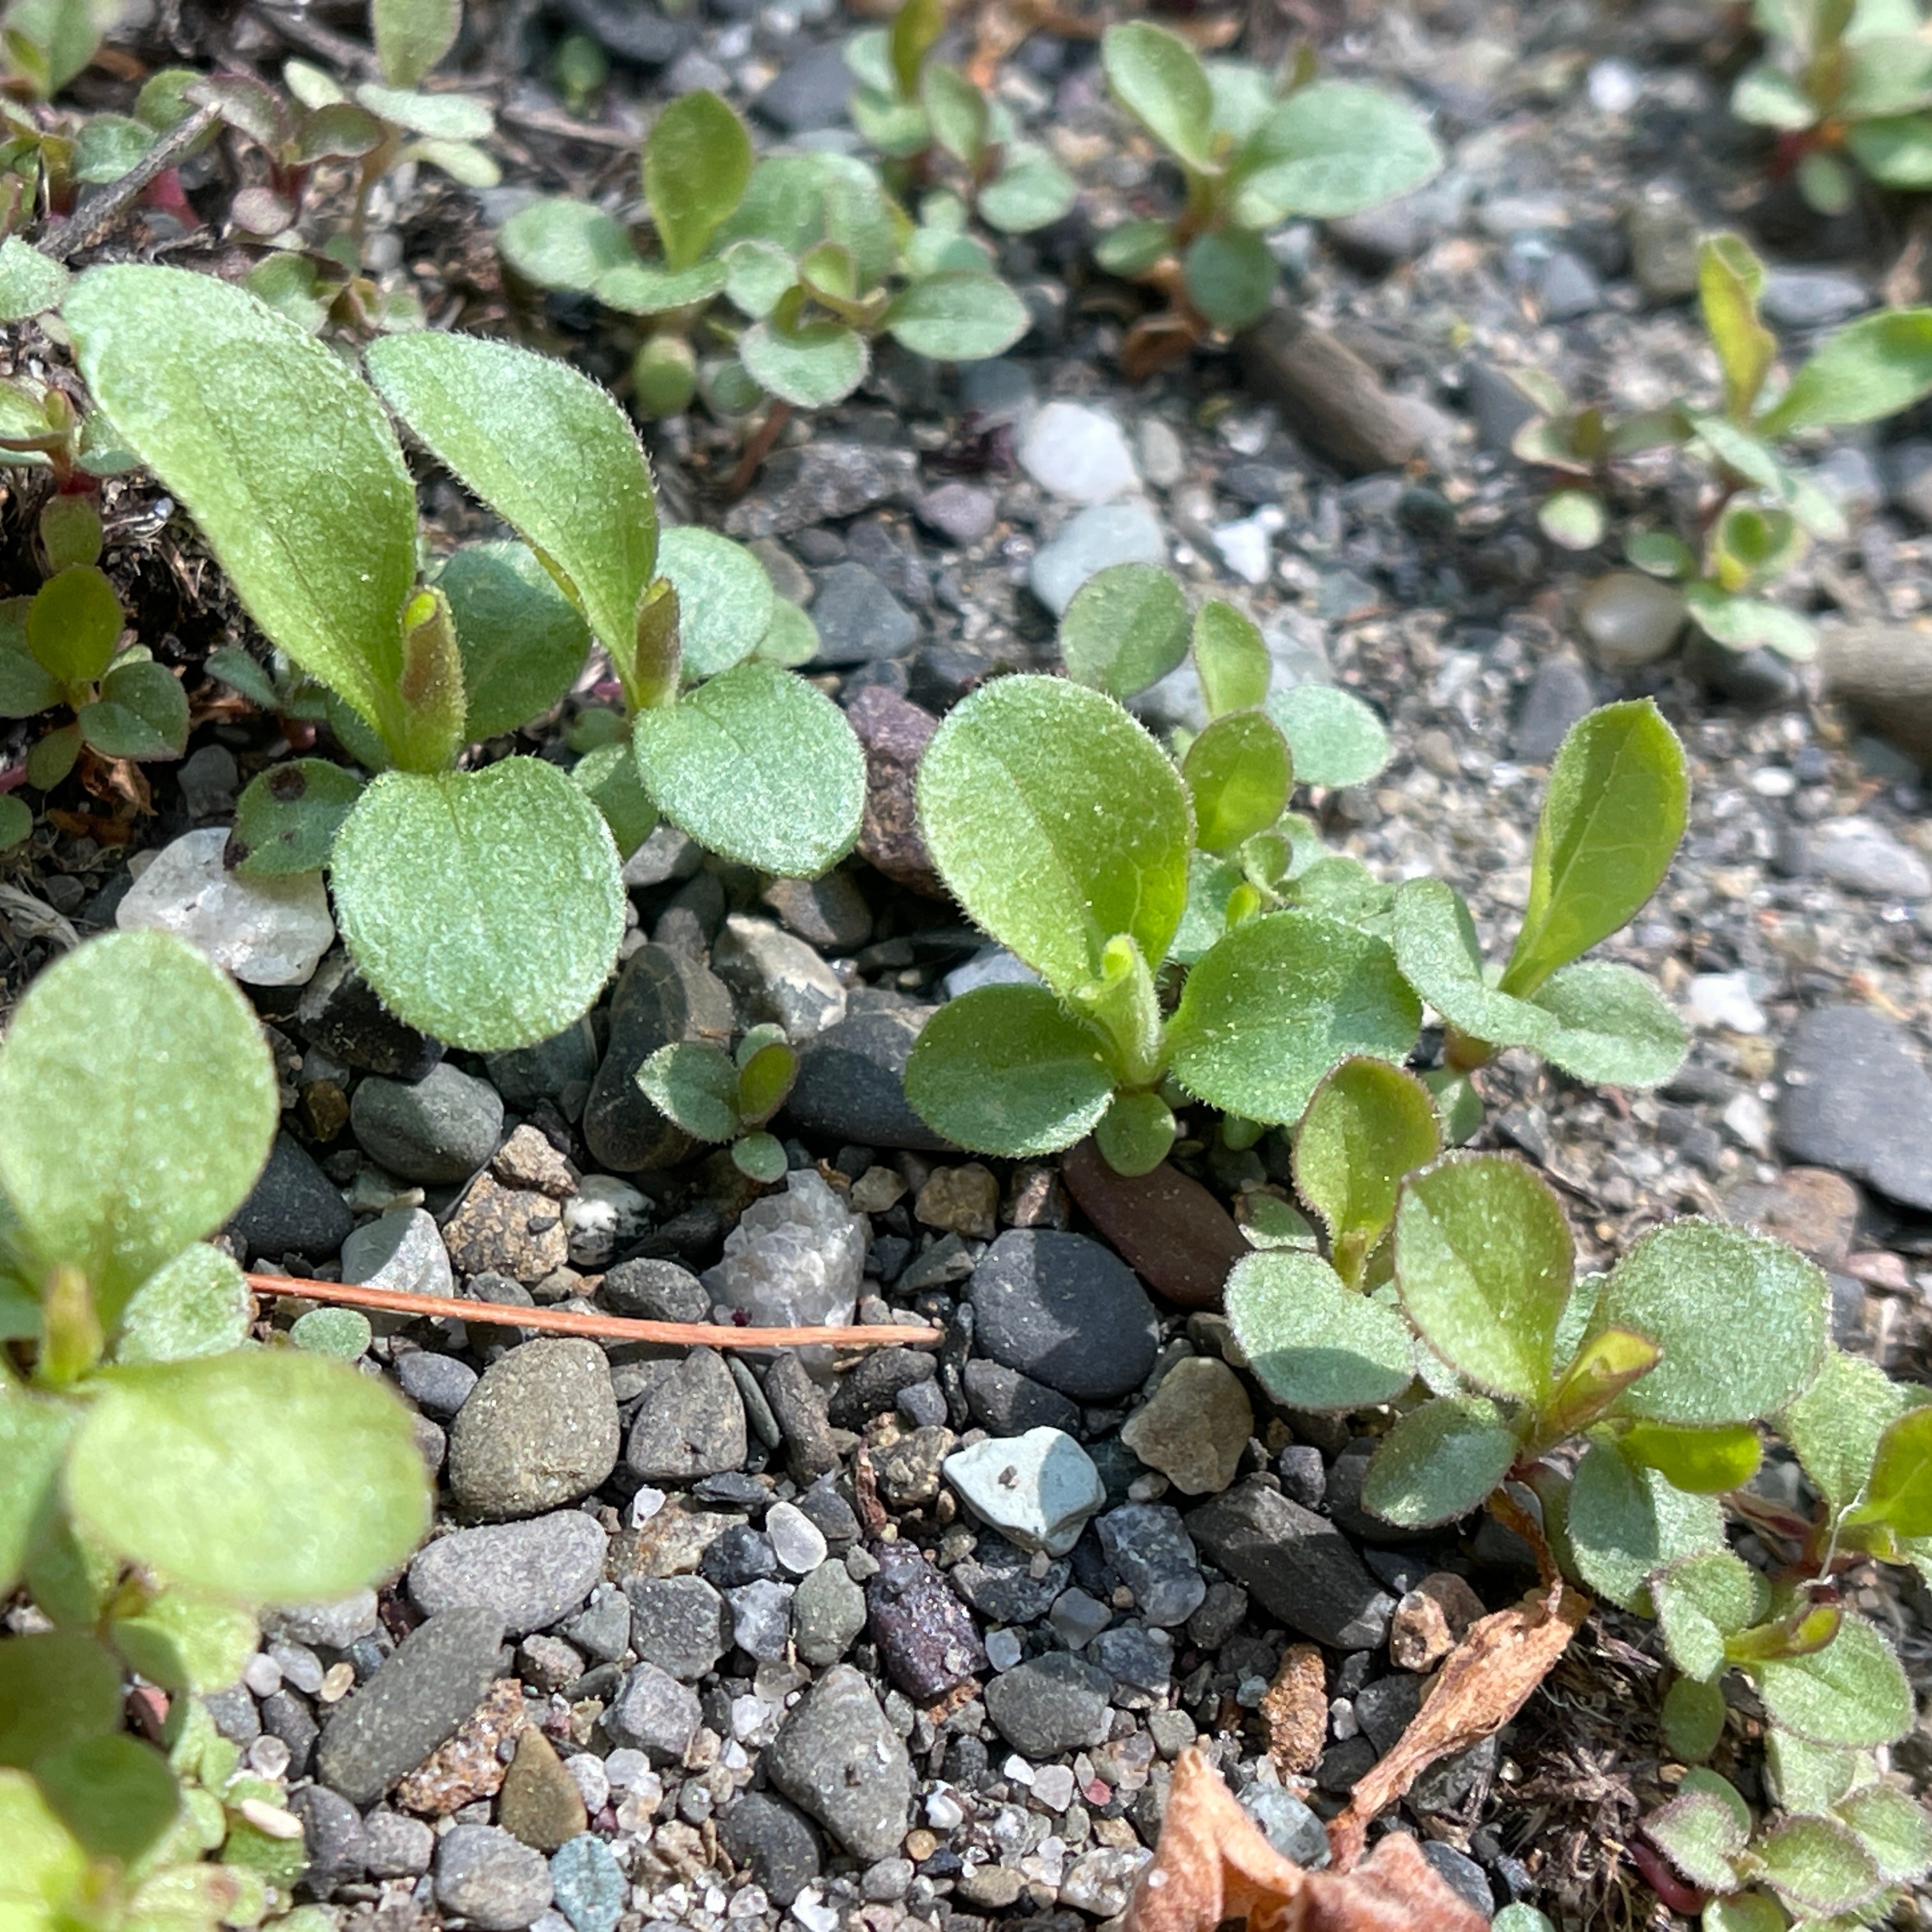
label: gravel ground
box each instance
[8,0,1932,1928]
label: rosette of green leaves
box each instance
[1390,696,1689,1091]
[1731,0,1932,211]
[903,671,1421,1176]
[0,496,188,794]
[1095,22,1441,334]
[843,0,1077,234]
[638,1022,799,1184]
[0,930,430,1890]
[64,264,629,1052]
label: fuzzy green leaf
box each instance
[1183,711,1291,854]
[366,331,658,693]
[740,318,868,408]
[34,1734,178,1863]
[1183,230,1276,332]
[1529,959,1689,1087]
[885,272,1030,362]
[1266,683,1391,788]
[1391,877,1552,1052]
[1395,1153,1573,1402]
[1753,1615,1913,1749]
[1848,110,1932,185]
[904,983,1116,1157]
[638,1039,740,1142]
[1780,1349,1903,1518]
[112,1245,250,1367]
[28,565,121,685]
[571,740,657,858]
[0,931,276,1328]
[0,1382,72,1596]
[1102,22,1215,173]
[1654,1552,1768,1680]
[917,673,1192,995]
[290,1307,373,1358]
[657,527,772,681]
[110,1589,256,1694]
[1766,1731,1861,1814]
[645,89,752,273]
[1539,489,1607,551]
[1359,1395,1518,1528]
[66,1349,432,1605]
[979,142,1078,232]
[65,265,419,744]
[1292,1056,1440,1277]
[498,199,635,293]
[0,1630,123,1767]
[1847,1404,1932,1537]
[354,83,491,141]
[1591,1218,1827,1428]
[1836,1784,1932,1887]
[1565,1437,1726,1611]
[1683,585,1816,661]
[1701,233,1776,422]
[77,658,188,760]
[1662,1676,1728,1761]
[1502,699,1687,998]
[1620,1420,1763,1495]
[1167,910,1421,1126]
[330,759,625,1051]
[597,259,729,315]
[1224,1248,1416,1414]
[632,660,863,877]
[1758,1816,1884,1919]
[0,236,67,321]
[229,758,364,878]
[1233,80,1441,225]
[438,540,591,742]
[1058,563,1190,700]
[372,0,458,88]
[1761,309,1932,436]
[1645,1784,1749,1891]
[1192,601,1271,717]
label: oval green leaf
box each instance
[1182,710,1292,855]
[330,758,626,1051]
[1752,1614,1913,1749]
[66,1349,432,1605]
[77,659,188,760]
[1761,309,1932,436]
[112,1244,250,1366]
[656,527,773,681]
[498,200,636,293]
[1359,1395,1518,1528]
[1292,1057,1441,1276]
[438,539,592,742]
[1102,22,1215,172]
[1565,1436,1726,1611]
[1529,959,1687,1088]
[917,673,1192,995]
[229,758,364,878]
[1231,80,1443,224]
[645,89,753,273]
[1059,563,1189,700]
[1266,683,1391,788]
[1225,1248,1416,1414]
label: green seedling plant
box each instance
[843,0,1077,236]
[1,0,118,102]
[638,1022,800,1184]
[498,86,1029,426]
[1514,231,1932,663]
[0,491,187,811]
[192,0,495,252]
[1731,0,1932,213]
[0,928,431,1931]
[56,261,864,1053]
[1094,22,1441,374]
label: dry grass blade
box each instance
[1120,1749,1488,1932]
[1326,1581,1591,1871]
[247,1271,942,1350]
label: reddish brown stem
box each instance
[246,1273,941,1351]
[726,400,794,500]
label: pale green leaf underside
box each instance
[1752,1616,1913,1748]
[0,931,277,1327]
[366,331,659,674]
[330,759,627,1052]
[1779,1349,1903,1517]
[66,1350,432,1606]
[1360,1395,1517,1527]
[1166,910,1421,1126]
[1266,684,1392,788]
[1531,958,1688,1087]
[631,660,864,878]
[1565,1438,1725,1611]
[903,984,1115,1157]
[111,1244,251,1366]
[1391,878,1551,1050]
[64,265,419,737]
[1225,1250,1415,1413]
[917,674,1192,997]
[657,526,773,681]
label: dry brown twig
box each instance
[245,1271,942,1351]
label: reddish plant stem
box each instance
[246,1271,940,1351]
[726,401,793,500]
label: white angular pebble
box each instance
[1020,401,1139,503]
[764,1501,829,1575]
[1031,1764,1077,1812]
[985,1628,1023,1671]
[1682,971,1767,1036]
[945,1428,1106,1557]
[118,827,335,985]
[709,1171,865,1331]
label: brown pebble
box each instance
[1059,1140,1246,1309]
[916,1162,1000,1239]
[492,1124,577,1199]
[393,1678,526,1816]
[497,1726,588,1851]
[1259,1642,1327,1775]
[1391,1572,1486,1672]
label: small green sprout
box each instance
[639,1022,800,1184]
[1094,22,1441,372]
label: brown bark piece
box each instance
[1260,1643,1328,1775]
[1119,1749,1485,1932]
[1820,623,1932,763]
[1238,312,1438,475]
[1328,1582,1590,1870]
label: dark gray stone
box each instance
[396,1350,477,1417]
[984,1652,1112,1759]
[601,1257,709,1322]
[448,1339,620,1521]
[767,1665,914,1860]
[556,0,689,63]
[1463,364,1539,454]
[296,951,441,1079]
[963,1359,1080,1436]
[1511,659,1594,763]
[754,41,854,133]
[204,1685,259,1744]
[231,1131,353,1260]
[1761,268,1869,330]
[604,1662,701,1762]
[761,872,874,954]
[583,946,733,1173]
[624,1348,747,1483]
[722,444,921,542]
[788,1008,954,1153]
[866,1542,985,1701]
[1778,1004,1932,1210]
[1186,1480,1395,1650]
[625,1575,730,1681]
[1239,1784,1329,1867]
[408,1512,607,1637]
[1422,1840,1495,1919]
[434,1825,553,1931]
[315,1609,506,1805]
[261,1689,318,1779]
[811,562,921,665]
[969,1230,1158,1401]
[350,1063,503,1184]
[793,1558,868,1666]
[719,1792,822,1908]
[484,1020,599,1117]
[1095,1504,1206,1629]
[1539,249,1600,319]
[950,1534,1071,1625]
[827,1347,940,1428]
[291,1784,367,1895]
[1354,1672,1423,1754]
[916,483,997,547]
[763,1351,839,1482]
